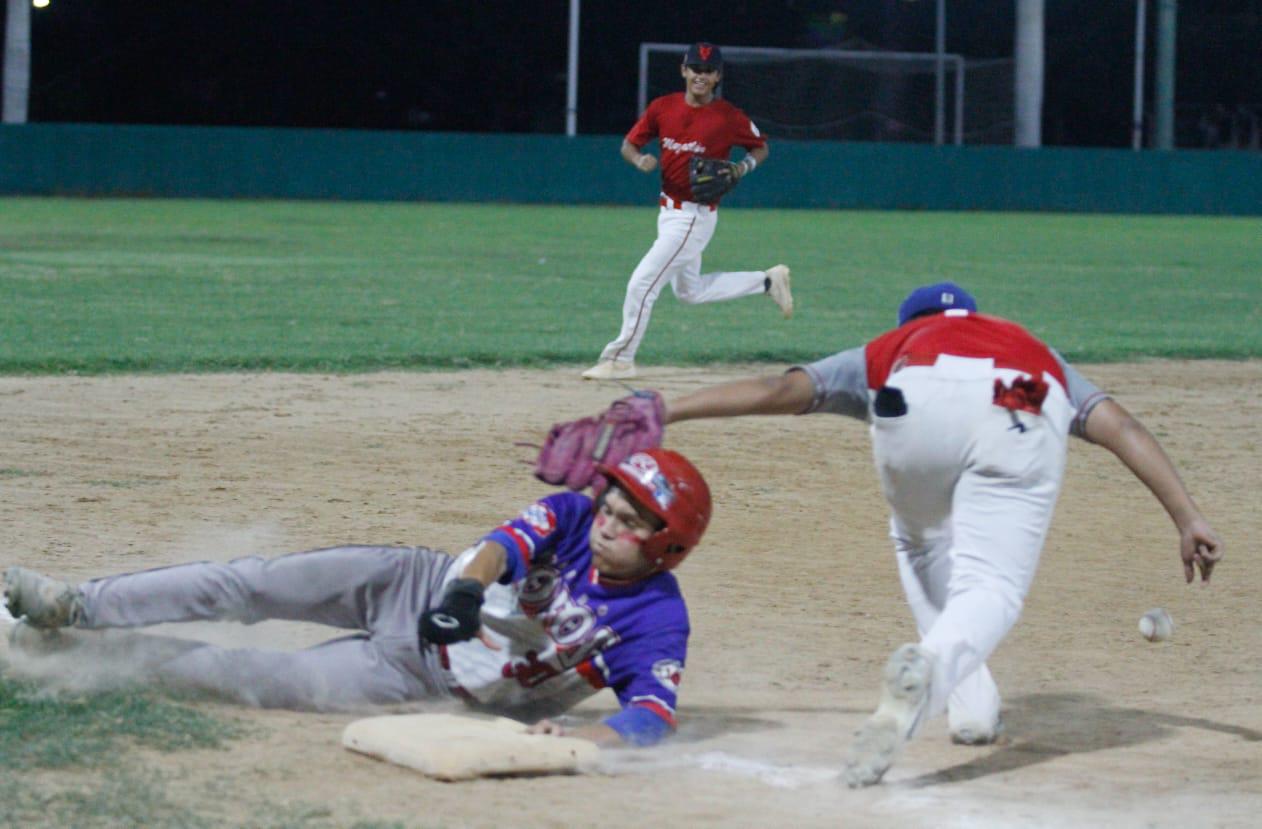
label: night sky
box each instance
[6,0,1261,148]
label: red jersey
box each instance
[865,312,1067,390]
[625,92,766,204]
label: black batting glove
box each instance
[418,578,485,646]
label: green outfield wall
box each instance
[2,123,1260,214]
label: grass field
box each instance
[0,195,1258,826]
[0,672,402,828]
[0,673,233,827]
[0,197,1258,373]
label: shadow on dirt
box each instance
[906,691,1262,787]
[670,703,879,743]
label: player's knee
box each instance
[672,284,703,304]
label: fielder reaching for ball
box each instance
[582,41,793,381]
[4,449,711,748]
[657,282,1223,785]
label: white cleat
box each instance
[580,360,638,381]
[951,716,1005,746]
[765,264,793,319]
[2,566,84,630]
[843,643,933,788]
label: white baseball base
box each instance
[341,713,599,781]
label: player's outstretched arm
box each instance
[667,371,815,424]
[1082,398,1224,583]
[458,540,508,586]
[530,701,675,746]
[418,541,510,649]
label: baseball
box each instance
[1138,608,1174,642]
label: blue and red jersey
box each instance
[443,492,687,745]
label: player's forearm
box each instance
[459,541,508,586]
[734,145,769,179]
[667,373,813,424]
[621,140,647,167]
[1084,399,1205,529]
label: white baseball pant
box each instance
[869,355,1072,732]
[599,199,767,364]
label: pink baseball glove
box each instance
[534,391,666,491]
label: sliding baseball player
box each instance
[5,449,712,747]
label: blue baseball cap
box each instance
[897,282,977,326]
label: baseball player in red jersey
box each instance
[657,282,1224,785]
[582,42,793,381]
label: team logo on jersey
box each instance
[652,658,683,690]
[510,563,621,687]
[520,566,563,611]
[662,137,706,154]
[520,503,556,537]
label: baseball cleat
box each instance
[765,265,793,319]
[842,643,933,788]
[950,716,1005,746]
[3,566,84,629]
[581,360,638,381]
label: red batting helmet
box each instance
[597,448,712,572]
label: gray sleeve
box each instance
[1051,349,1111,439]
[793,346,871,421]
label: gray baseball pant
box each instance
[76,545,455,711]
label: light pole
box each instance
[1153,0,1177,149]
[1014,0,1045,148]
[3,0,32,124]
[934,0,945,146]
[1132,0,1147,149]
[565,0,580,136]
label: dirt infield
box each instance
[2,362,1259,828]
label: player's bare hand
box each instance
[635,154,658,173]
[1179,517,1223,584]
[527,719,567,737]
